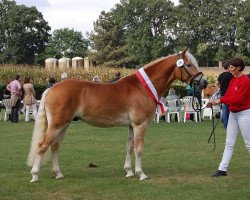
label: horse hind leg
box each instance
[30,127,66,182]
[51,126,69,180]
[51,141,64,179]
[124,126,135,178]
[30,153,44,183]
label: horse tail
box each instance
[27,89,50,167]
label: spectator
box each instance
[109,72,121,83]
[165,88,181,121]
[6,75,22,123]
[22,77,38,121]
[216,63,233,128]
[61,72,68,81]
[46,77,56,89]
[2,88,11,120]
[184,83,193,120]
[184,83,202,121]
[194,85,202,114]
[185,83,194,96]
[3,88,11,99]
[211,58,250,177]
[92,75,101,83]
[166,88,180,101]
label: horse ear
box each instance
[181,48,189,56]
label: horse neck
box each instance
[144,56,176,98]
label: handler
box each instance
[211,58,250,177]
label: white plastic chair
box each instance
[166,99,181,123]
[2,99,12,121]
[182,96,201,122]
[154,97,166,123]
[154,109,161,123]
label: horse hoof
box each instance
[55,171,64,179]
[126,171,135,178]
[30,175,38,183]
[139,174,148,181]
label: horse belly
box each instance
[79,108,131,127]
[82,115,130,127]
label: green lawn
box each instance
[1,117,250,200]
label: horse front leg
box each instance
[133,123,148,180]
[124,126,135,178]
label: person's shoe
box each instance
[212,170,227,177]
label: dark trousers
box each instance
[11,98,21,123]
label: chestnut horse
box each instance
[202,85,216,98]
[27,48,207,182]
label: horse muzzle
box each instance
[190,72,208,89]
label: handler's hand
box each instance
[211,99,220,105]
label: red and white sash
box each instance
[136,68,167,115]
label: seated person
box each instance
[92,75,101,82]
[109,72,121,82]
[165,88,181,121]
[46,77,56,88]
[166,88,180,104]
[61,72,68,81]
[3,89,11,99]
[2,90,12,120]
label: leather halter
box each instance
[176,53,203,86]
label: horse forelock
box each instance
[184,51,199,69]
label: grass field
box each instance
[1,117,250,200]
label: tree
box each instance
[0,0,50,65]
[235,0,250,64]
[88,5,133,67]
[121,0,176,66]
[89,0,176,68]
[45,28,89,59]
[175,0,248,66]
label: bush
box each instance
[34,84,47,99]
[0,84,6,100]
[0,65,220,100]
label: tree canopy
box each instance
[89,0,250,67]
[45,28,89,59]
[0,0,50,65]
[0,0,249,67]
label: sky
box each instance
[15,0,179,36]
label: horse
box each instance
[202,85,216,98]
[27,48,207,182]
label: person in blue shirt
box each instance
[46,78,56,89]
[216,64,233,128]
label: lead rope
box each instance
[189,87,220,151]
[207,104,220,151]
[207,90,221,151]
